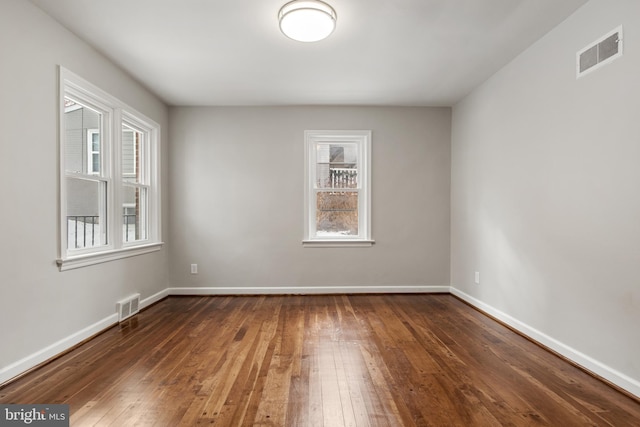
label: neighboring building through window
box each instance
[58,67,162,270]
[303,130,373,247]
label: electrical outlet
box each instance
[474,271,480,284]
[191,264,198,274]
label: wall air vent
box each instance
[577,26,623,78]
[117,293,141,322]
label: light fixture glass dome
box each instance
[278,0,337,42]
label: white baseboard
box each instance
[140,288,170,309]
[450,287,640,399]
[167,285,451,295]
[0,313,118,385]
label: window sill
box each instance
[57,242,164,271]
[302,239,375,248]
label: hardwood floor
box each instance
[1,294,638,426]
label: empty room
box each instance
[1,0,639,425]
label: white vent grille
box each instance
[577,26,623,78]
[117,293,141,322]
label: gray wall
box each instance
[169,106,451,290]
[451,0,639,390]
[0,0,170,379]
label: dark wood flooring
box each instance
[1,294,638,426]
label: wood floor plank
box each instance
[1,294,639,426]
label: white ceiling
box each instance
[29,0,587,106]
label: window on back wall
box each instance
[58,67,162,270]
[303,130,373,247]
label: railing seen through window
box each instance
[67,214,141,249]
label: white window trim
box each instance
[57,244,163,271]
[303,130,373,247]
[57,67,162,270]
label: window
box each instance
[58,67,162,270]
[303,130,373,247]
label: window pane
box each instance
[64,98,101,175]
[316,143,358,188]
[316,191,358,236]
[91,153,100,173]
[123,185,147,242]
[122,125,143,183]
[91,132,100,150]
[66,177,107,249]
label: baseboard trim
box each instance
[141,288,170,309]
[0,313,118,386]
[167,285,451,295]
[450,287,640,400]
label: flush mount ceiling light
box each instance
[278,0,337,42]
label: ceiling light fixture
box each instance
[278,0,337,43]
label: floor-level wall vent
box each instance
[577,26,623,78]
[117,293,141,322]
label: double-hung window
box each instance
[58,67,162,270]
[303,130,373,246]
